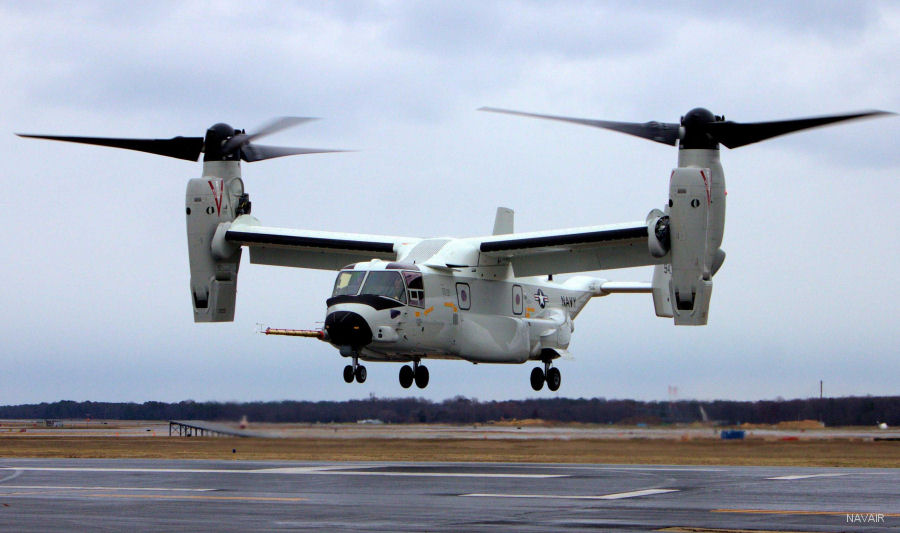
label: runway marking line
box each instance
[462,488,679,500]
[656,527,815,533]
[0,485,214,492]
[530,466,726,472]
[766,473,848,480]
[89,494,308,502]
[0,467,262,474]
[0,466,564,479]
[0,484,303,502]
[262,468,564,478]
[712,509,900,517]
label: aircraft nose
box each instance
[324,311,373,348]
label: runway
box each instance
[0,459,895,532]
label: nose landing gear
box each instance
[399,360,429,389]
[530,360,561,392]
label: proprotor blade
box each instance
[15,134,204,161]
[479,107,681,146]
[705,110,894,149]
[240,144,349,162]
[221,116,318,155]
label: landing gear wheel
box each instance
[530,367,545,391]
[546,367,561,391]
[399,365,414,388]
[355,365,367,383]
[343,365,354,383]
[414,365,429,389]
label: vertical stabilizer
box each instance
[493,207,514,235]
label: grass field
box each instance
[0,436,896,467]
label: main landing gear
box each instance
[343,356,367,384]
[530,360,561,392]
[399,360,429,389]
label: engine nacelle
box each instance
[185,165,248,322]
[667,167,715,325]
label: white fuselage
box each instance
[325,260,599,364]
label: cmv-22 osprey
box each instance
[19,107,890,391]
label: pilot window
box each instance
[332,271,366,297]
[403,271,425,307]
[360,271,408,304]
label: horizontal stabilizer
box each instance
[598,281,652,294]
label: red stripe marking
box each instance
[700,170,711,205]
[208,180,223,216]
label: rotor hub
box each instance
[679,108,720,150]
[204,123,241,161]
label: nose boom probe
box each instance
[258,326,326,340]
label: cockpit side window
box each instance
[332,271,366,297]
[360,271,408,304]
[403,271,425,307]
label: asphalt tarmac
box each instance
[0,459,895,532]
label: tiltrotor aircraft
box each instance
[19,107,890,391]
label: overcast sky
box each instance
[1,1,897,405]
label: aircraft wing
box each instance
[224,215,420,271]
[477,221,663,276]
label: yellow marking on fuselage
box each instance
[424,306,434,315]
[414,311,420,317]
[444,302,458,312]
[526,307,535,313]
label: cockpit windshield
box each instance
[360,271,407,304]
[332,271,366,297]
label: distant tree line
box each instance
[0,396,897,426]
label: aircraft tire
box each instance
[343,365,355,383]
[530,367,545,391]
[546,367,561,391]
[399,365,414,388]
[414,365,429,389]
[355,365,367,383]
